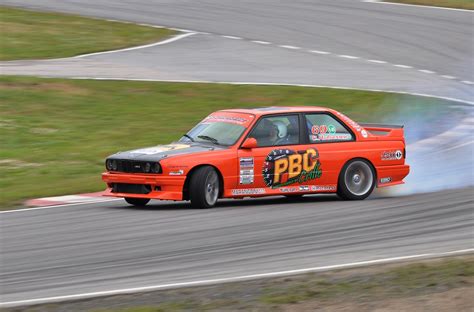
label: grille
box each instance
[117,160,142,173]
[116,160,149,173]
[112,183,151,194]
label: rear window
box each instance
[305,114,353,143]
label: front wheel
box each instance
[125,197,150,207]
[337,159,375,200]
[189,166,220,208]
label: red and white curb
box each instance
[25,192,112,207]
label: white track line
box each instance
[221,35,242,40]
[462,80,474,85]
[418,69,436,74]
[0,199,122,214]
[310,50,331,55]
[74,32,196,58]
[393,64,413,69]
[279,45,301,50]
[168,27,194,33]
[442,75,457,80]
[362,0,473,12]
[251,40,271,45]
[367,59,387,64]
[1,248,472,308]
[65,78,474,106]
[338,55,359,59]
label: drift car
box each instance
[102,106,409,208]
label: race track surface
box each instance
[1,0,473,102]
[2,188,473,303]
[0,0,473,306]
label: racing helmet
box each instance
[272,120,288,139]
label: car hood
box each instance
[107,143,225,161]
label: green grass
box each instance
[0,76,461,208]
[0,6,176,60]
[384,0,473,9]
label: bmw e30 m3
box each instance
[102,106,409,208]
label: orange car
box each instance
[102,106,409,208]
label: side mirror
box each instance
[241,137,258,149]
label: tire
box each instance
[337,159,375,200]
[189,166,220,208]
[125,197,150,207]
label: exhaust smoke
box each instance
[375,98,473,196]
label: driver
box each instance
[271,120,288,145]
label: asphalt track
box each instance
[0,0,473,307]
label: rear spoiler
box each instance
[359,123,405,139]
[359,123,404,129]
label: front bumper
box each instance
[102,172,186,201]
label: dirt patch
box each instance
[281,287,473,312]
[0,159,42,169]
[0,82,89,95]
[29,127,58,134]
[0,118,18,129]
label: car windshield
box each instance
[179,121,247,146]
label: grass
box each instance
[0,76,462,208]
[259,258,474,305]
[14,256,472,311]
[384,0,474,9]
[0,6,176,60]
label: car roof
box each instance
[219,106,331,116]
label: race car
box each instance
[102,106,409,208]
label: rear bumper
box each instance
[376,164,410,188]
[102,172,186,201]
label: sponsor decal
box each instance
[309,124,351,142]
[299,185,310,191]
[130,144,189,155]
[381,150,403,161]
[240,157,254,168]
[232,188,266,195]
[204,115,248,124]
[336,112,363,132]
[280,187,298,193]
[317,133,352,141]
[263,148,322,188]
[239,157,254,185]
[380,177,392,184]
[279,185,336,193]
[311,185,337,191]
[361,129,368,138]
[169,169,184,176]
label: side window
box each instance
[305,114,353,143]
[249,115,300,147]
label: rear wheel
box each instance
[189,166,220,208]
[338,159,375,200]
[125,197,150,207]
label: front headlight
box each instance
[144,162,152,173]
[106,159,117,171]
[151,162,161,173]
